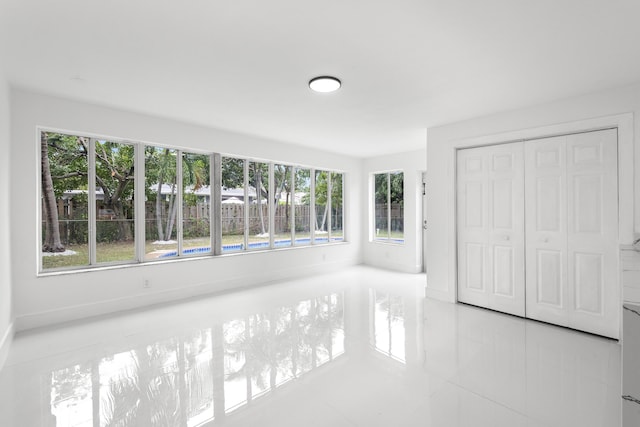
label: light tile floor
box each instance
[0,266,622,426]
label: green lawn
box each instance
[41,231,345,270]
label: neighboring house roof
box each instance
[62,189,105,200]
[63,186,307,204]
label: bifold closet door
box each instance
[457,142,525,317]
[525,129,619,338]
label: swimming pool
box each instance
[158,237,344,258]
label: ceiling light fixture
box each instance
[309,76,341,93]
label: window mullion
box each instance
[327,172,332,242]
[135,144,146,262]
[387,173,391,240]
[88,138,97,265]
[269,163,275,249]
[310,168,315,244]
[291,168,296,246]
[212,154,222,256]
[243,159,249,251]
[177,151,184,256]
[342,174,346,242]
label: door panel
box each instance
[565,129,619,338]
[466,243,485,291]
[526,129,619,338]
[457,142,525,316]
[573,252,602,314]
[537,249,563,307]
[493,245,514,297]
[525,136,568,326]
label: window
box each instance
[248,161,270,249]
[145,146,178,260]
[330,172,344,242]
[294,168,311,246]
[274,164,293,248]
[41,132,89,269]
[40,130,346,272]
[182,152,211,256]
[373,171,403,243]
[95,140,136,263]
[314,170,344,244]
[314,170,328,243]
[221,156,245,252]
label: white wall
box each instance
[426,82,640,303]
[362,149,426,273]
[0,72,13,368]
[10,89,363,331]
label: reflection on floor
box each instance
[0,266,622,427]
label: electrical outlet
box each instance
[143,279,150,288]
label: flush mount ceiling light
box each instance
[309,76,341,93]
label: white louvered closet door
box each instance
[525,129,619,338]
[456,142,526,317]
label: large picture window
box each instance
[95,140,136,264]
[182,152,211,256]
[41,132,89,269]
[145,146,178,260]
[373,171,403,243]
[39,130,346,272]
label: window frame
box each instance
[38,127,347,274]
[371,170,404,244]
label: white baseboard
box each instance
[15,258,359,332]
[0,321,15,371]
[624,286,640,305]
[425,287,455,303]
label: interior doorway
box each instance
[422,171,427,273]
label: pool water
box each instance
[159,237,344,258]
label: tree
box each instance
[314,171,329,232]
[145,147,178,242]
[41,132,65,252]
[249,162,269,236]
[221,157,244,189]
[42,132,137,251]
[299,170,343,233]
[41,132,90,250]
[94,140,135,241]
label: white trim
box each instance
[243,159,249,250]
[135,143,145,262]
[0,321,15,370]
[212,154,222,255]
[310,168,316,244]
[290,166,296,245]
[269,163,275,249]
[327,171,333,241]
[88,138,97,265]
[428,113,634,305]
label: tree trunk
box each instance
[165,180,178,240]
[320,204,328,231]
[112,202,133,241]
[285,193,290,231]
[256,169,266,235]
[155,149,169,241]
[41,133,65,252]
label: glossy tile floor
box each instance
[0,266,622,427]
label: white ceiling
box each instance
[2,0,640,158]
